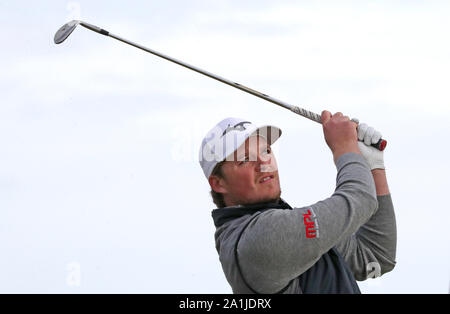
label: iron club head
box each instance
[54,20,80,44]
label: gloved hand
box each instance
[357,123,385,170]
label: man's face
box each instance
[211,135,281,207]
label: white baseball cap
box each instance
[198,117,282,179]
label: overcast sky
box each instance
[0,0,449,293]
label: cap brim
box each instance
[222,124,282,161]
[249,125,282,145]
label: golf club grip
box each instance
[372,139,387,151]
[290,106,387,151]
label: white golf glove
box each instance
[357,123,385,170]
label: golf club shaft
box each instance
[88,26,321,122]
[78,22,387,151]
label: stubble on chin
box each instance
[248,188,282,206]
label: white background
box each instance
[0,0,449,293]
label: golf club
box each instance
[54,20,387,151]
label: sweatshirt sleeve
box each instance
[237,153,379,293]
[334,194,397,281]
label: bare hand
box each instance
[321,110,360,162]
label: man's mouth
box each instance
[259,175,274,183]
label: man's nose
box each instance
[257,153,273,172]
[257,153,271,164]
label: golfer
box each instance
[199,111,396,294]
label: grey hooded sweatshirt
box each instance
[211,153,397,294]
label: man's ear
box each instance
[209,175,228,194]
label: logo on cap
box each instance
[221,121,251,137]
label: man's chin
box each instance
[247,191,282,206]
